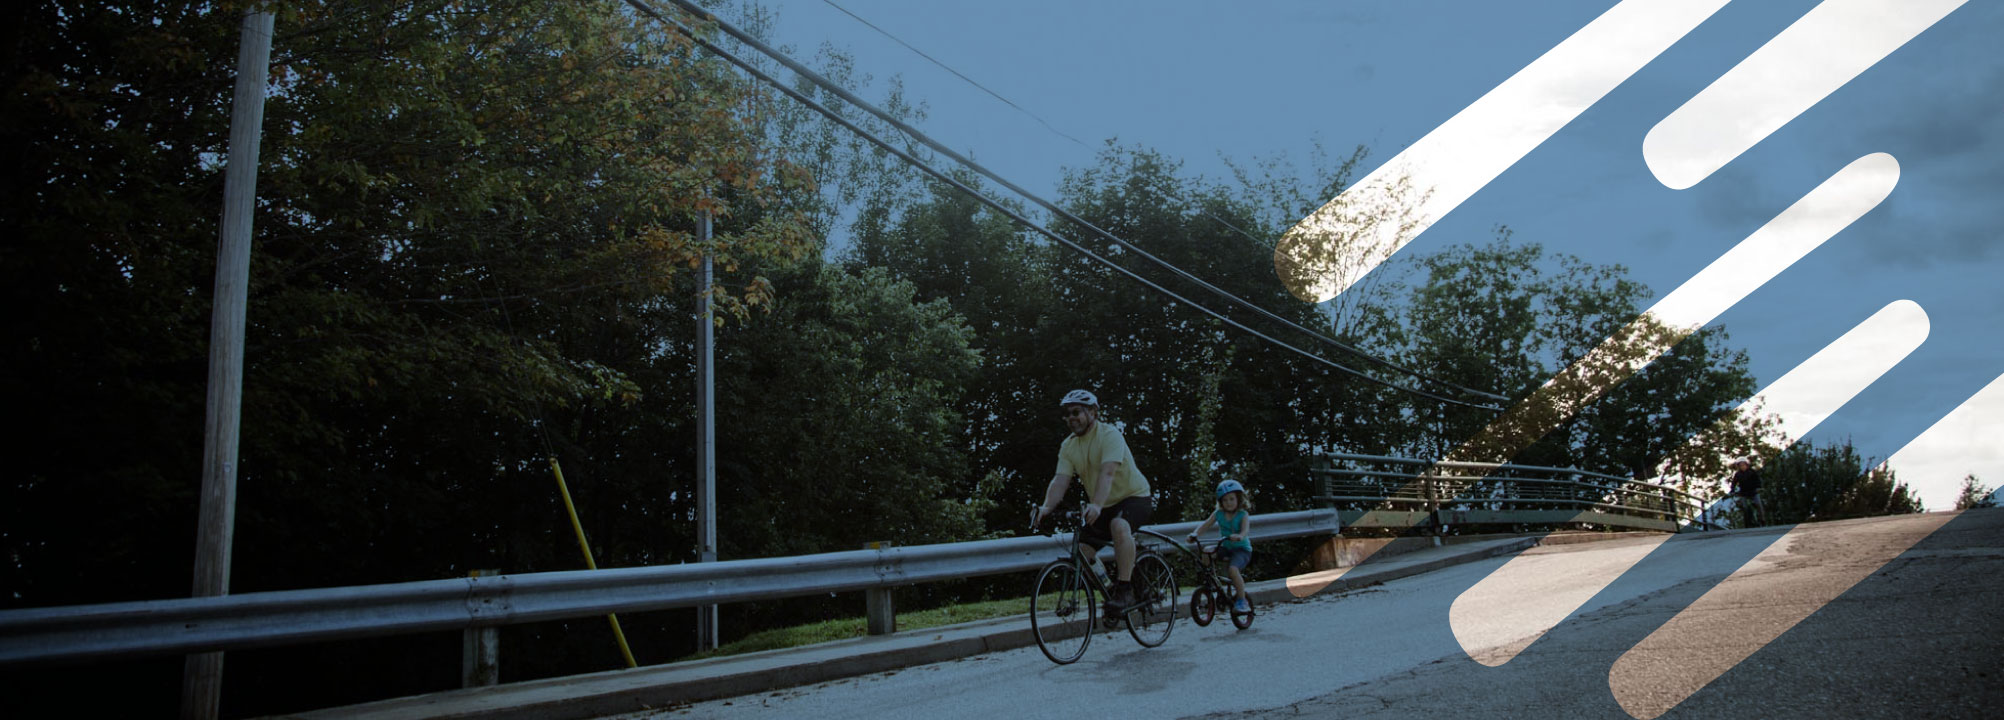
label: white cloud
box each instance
[1642,0,1969,189]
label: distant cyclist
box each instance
[1031,389,1153,612]
[1729,457,1763,528]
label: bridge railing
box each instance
[1313,452,1709,532]
[0,509,1337,667]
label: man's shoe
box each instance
[1107,581,1136,610]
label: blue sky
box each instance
[728,0,2002,508]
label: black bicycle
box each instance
[1028,506,1179,665]
[1183,538,1255,630]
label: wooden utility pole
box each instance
[183,8,273,720]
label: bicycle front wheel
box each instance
[1030,559,1094,664]
[1125,552,1178,648]
[1189,585,1216,627]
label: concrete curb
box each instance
[1245,536,1539,608]
[280,531,1635,719]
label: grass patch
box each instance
[672,595,1033,663]
[671,583,1223,664]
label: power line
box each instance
[822,0,1276,245]
[819,0,1088,148]
[624,0,1502,412]
[642,0,1500,411]
[728,0,1507,404]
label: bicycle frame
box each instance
[1188,539,1231,590]
[1146,529,1253,630]
[1029,504,1180,664]
[1049,509,1170,598]
[1135,527,1222,590]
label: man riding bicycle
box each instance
[1032,389,1153,612]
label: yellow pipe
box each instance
[550,457,638,669]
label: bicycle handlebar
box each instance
[1027,501,1085,534]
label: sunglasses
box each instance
[1062,407,1091,418]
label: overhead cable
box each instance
[816,0,1503,403]
[819,0,1089,148]
[674,0,1506,404]
[623,0,1503,412]
[822,0,1275,247]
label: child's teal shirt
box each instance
[1212,509,1251,550]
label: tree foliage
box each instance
[1953,474,1995,511]
[1348,235,1761,477]
[2,1,983,715]
[4,0,1786,714]
[1759,439,1923,524]
[846,145,1393,522]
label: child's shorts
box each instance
[1219,547,1252,570]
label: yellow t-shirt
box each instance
[1056,421,1150,504]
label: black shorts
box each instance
[1080,496,1152,548]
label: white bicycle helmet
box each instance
[1216,479,1245,499]
[1058,389,1098,407]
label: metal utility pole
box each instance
[183,8,273,720]
[694,208,719,651]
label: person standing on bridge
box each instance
[1032,389,1153,612]
[1729,457,1763,528]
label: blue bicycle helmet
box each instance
[1215,479,1245,499]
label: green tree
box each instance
[1349,235,1763,486]
[1760,439,1923,524]
[1050,145,1406,513]
[0,0,893,714]
[1565,325,1760,483]
[713,261,986,557]
[1954,474,1995,510]
[843,144,1395,518]
[4,0,813,599]
[1386,236,1553,460]
[837,174,1048,523]
[1659,399,1787,498]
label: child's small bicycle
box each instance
[1185,538,1255,630]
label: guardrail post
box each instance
[864,542,895,635]
[1423,470,1442,536]
[1313,456,1332,509]
[462,569,500,687]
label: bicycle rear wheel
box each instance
[1230,598,1255,630]
[1125,552,1177,647]
[1030,560,1094,664]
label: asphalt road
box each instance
[623,510,2003,719]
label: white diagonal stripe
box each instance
[1299,155,1902,601]
[1644,0,1968,189]
[1753,299,1930,442]
[1452,537,1670,667]
[1452,300,1925,667]
[1887,372,2004,511]
[1608,512,1954,719]
[1275,0,1732,303]
[1436,153,1900,470]
[1647,153,1900,330]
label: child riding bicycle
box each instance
[1188,480,1254,614]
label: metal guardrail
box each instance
[1313,452,1708,532]
[0,509,1336,666]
